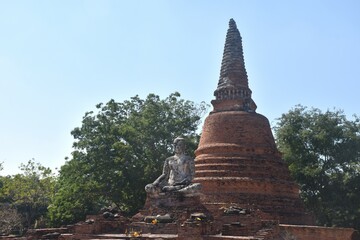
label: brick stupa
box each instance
[194,18,312,225]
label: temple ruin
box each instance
[13,19,359,240]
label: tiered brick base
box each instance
[194,111,313,225]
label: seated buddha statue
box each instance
[145,137,201,195]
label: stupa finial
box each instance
[229,18,236,28]
[213,19,256,112]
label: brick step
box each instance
[195,163,243,171]
[195,170,244,177]
[203,234,261,240]
[195,157,251,164]
[60,233,178,239]
[130,222,178,235]
[195,170,288,179]
[69,233,267,240]
[222,222,260,237]
[195,161,286,169]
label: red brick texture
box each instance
[194,111,313,225]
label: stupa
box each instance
[189,18,358,239]
[194,18,311,225]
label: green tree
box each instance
[0,159,55,229]
[49,92,207,226]
[274,105,360,230]
[0,204,23,236]
[0,163,23,235]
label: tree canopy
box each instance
[274,105,360,230]
[0,159,55,232]
[48,92,207,226]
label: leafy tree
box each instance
[0,163,23,235]
[49,92,207,226]
[274,105,360,230]
[0,204,23,236]
[0,159,55,229]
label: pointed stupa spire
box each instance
[212,19,257,112]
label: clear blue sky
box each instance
[1,0,359,175]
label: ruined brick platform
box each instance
[130,192,213,237]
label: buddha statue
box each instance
[145,137,201,195]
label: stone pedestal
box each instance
[131,192,213,236]
[139,192,210,220]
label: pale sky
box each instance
[1,0,359,175]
